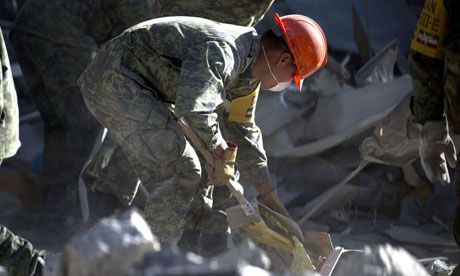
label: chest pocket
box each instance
[228,84,260,123]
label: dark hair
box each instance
[261,30,289,52]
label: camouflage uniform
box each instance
[84,0,274,254]
[0,225,44,276]
[78,17,270,246]
[411,0,460,127]
[90,0,275,207]
[0,28,43,276]
[0,27,20,164]
[9,0,156,212]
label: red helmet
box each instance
[275,14,328,91]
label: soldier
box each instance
[82,0,276,255]
[0,26,44,276]
[87,0,277,212]
[77,14,328,246]
[9,0,157,220]
[360,0,460,244]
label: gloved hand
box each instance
[259,190,291,218]
[418,120,457,184]
[360,94,420,166]
[207,141,237,186]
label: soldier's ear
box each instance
[277,52,293,67]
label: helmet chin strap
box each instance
[261,42,292,92]
[262,42,281,84]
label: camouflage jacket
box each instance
[411,0,460,124]
[0,27,20,159]
[116,17,269,185]
[154,0,275,27]
[13,0,156,47]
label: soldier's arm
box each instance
[220,119,274,195]
[410,50,445,124]
[0,225,45,276]
[175,41,239,151]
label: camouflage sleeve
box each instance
[409,49,445,124]
[175,41,239,150]
[220,120,271,186]
[0,225,45,276]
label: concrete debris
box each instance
[50,209,159,276]
[385,226,457,248]
[334,244,430,276]
[129,239,278,275]
[258,75,412,158]
[355,40,398,87]
[426,259,455,276]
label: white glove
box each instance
[418,120,457,184]
[360,94,419,166]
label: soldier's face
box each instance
[260,44,296,91]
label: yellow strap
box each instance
[228,84,260,123]
[411,0,449,59]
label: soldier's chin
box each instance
[260,82,277,92]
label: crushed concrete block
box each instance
[61,209,159,276]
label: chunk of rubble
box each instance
[130,239,277,275]
[334,244,430,276]
[49,209,159,276]
[425,259,455,276]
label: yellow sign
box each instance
[411,0,449,59]
[228,84,260,123]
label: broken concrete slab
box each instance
[58,209,159,276]
[263,75,412,158]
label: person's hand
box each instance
[359,94,420,166]
[259,190,291,218]
[211,140,229,159]
[418,120,457,184]
[207,142,237,186]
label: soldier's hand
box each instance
[259,190,291,218]
[207,142,237,186]
[418,120,457,185]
